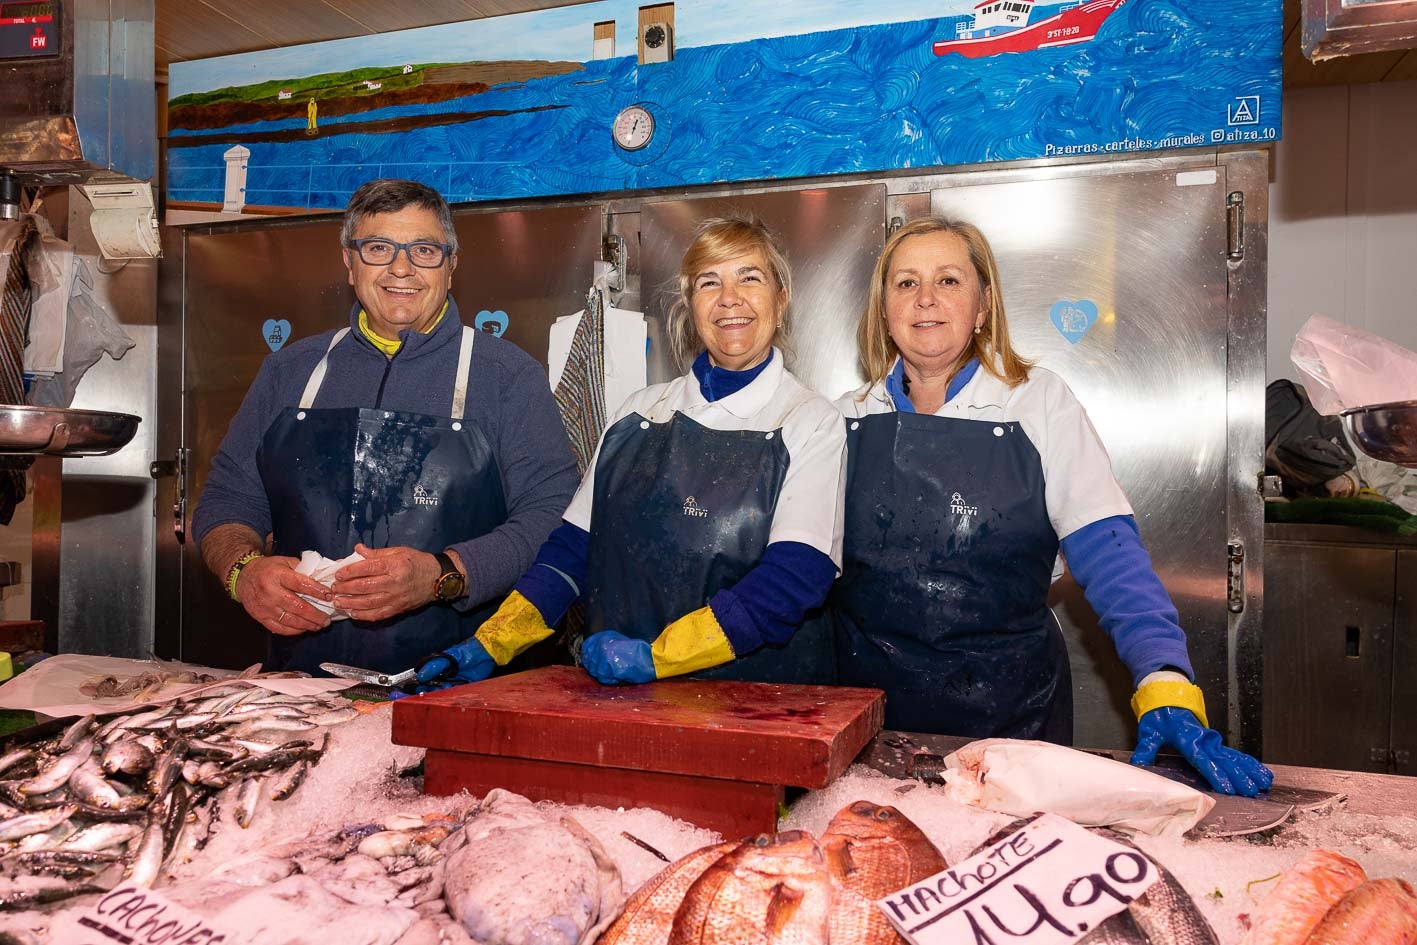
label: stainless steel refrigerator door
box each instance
[930,166,1233,749]
[638,185,887,396]
[161,205,603,669]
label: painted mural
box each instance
[166,0,1282,212]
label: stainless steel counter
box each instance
[854,730,1417,817]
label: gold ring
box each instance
[277,609,287,624]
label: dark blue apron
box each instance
[256,326,508,674]
[584,408,835,685]
[831,409,1071,741]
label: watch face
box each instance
[613,105,655,152]
[644,24,666,48]
[437,571,466,601]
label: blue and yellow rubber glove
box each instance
[409,590,555,692]
[1129,672,1274,797]
[581,606,736,685]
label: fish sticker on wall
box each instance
[475,310,509,337]
[263,318,292,351]
[1049,299,1098,344]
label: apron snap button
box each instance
[850,421,860,431]
[764,431,774,440]
[993,426,1005,437]
[296,411,306,421]
[640,420,650,430]
[452,421,462,432]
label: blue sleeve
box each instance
[512,521,588,625]
[706,541,837,655]
[1060,515,1194,685]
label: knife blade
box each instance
[319,662,417,689]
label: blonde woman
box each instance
[415,216,846,688]
[831,217,1272,797]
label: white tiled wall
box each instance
[1269,80,1417,382]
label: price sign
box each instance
[50,885,238,945]
[876,814,1156,945]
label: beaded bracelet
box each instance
[226,550,264,602]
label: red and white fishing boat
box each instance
[932,0,1127,58]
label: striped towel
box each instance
[553,287,608,476]
[0,219,37,525]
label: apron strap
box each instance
[451,326,475,420]
[299,328,351,409]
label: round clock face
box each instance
[644,24,667,49]
[613,105,655,152]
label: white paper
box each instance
[52,883,244,945]
[0,653,352,719]
[942,738,1214,837]
[294,549,363,619]
[548,306,648,417]
[1290,315,1417,415]
[878,813,1155,945]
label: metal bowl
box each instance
[0,405,140,457]
[1341,400,1417,469]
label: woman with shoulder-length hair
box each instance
[413,216,847,688]
[831,216,1272,796]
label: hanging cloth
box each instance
[553,286,608,475]
[0,219,38,526]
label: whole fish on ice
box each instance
[670,830,831,945]
[822,801,946,945]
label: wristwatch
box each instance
[433,551,467,603]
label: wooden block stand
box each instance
[392,666,884,838]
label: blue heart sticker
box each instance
[262,318,292,352]
[475,310,509,337]
[1049,299,1099,345]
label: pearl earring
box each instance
[973,325,982,335]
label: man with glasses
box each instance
[193,179,578,675]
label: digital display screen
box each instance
[1,2,55,18]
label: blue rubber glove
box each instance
[580,631,656,685]
[407,638,496,693]
[1131,706,1274,797]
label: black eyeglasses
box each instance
[346,238,453,268]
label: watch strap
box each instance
[433,551,466,602]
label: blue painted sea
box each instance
[167,0,1282,209]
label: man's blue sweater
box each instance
[192,297,579,611]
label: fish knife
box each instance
[319,662,417,689]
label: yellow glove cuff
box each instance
[650,606,736,680]
[474,590,554,666]
[1131,679,1209,728]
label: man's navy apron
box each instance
[583,407,835,685]
[830,409,1071,741]
[256,326,507,674]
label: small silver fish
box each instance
[100,737,156,777]
[59,821,142,852]
[0,805,79,842]
[235,776,262,829]
[269,759,308,801]
[58,714,96,752]
[0,747,34,778]
[68,759,123,809]
[127,810,167,887]
[21,737,94,796]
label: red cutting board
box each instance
[392,666,884,789]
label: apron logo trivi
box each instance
[413,484,440,507]
[949,491,979,517]
[682,496,709,519]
